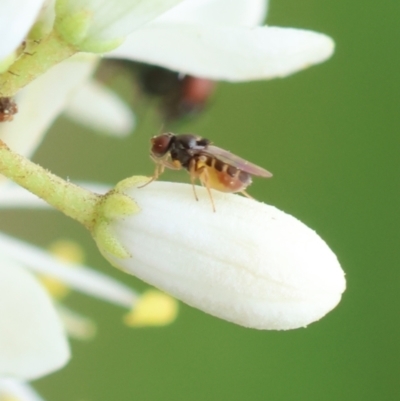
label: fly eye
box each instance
[151,134,172,157]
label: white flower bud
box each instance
[97,178,346,330]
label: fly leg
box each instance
[140,154,182,189]
[188,158,216,211]
[240,190,255,199]
[139,163,164,188]
[201,169,216,212]
[188,158,199,201]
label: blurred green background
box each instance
[4,0,400,400]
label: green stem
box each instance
[0,140,100,230]
[0,31,76,97]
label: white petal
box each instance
[63,79,135,136]
[0,379,45,401]
[0,0,44,60]
[0,232,137,308]
[55,304,96,340]
[0,54,98,158]
[154,0,268,27]
[109,25,334,81]
[62,0,185,43]
[33,0,56,38]
[103,181,345,330]
[0,182,110,209]
[0,184,49,209]
[0,261,69,380]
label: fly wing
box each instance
[202,145,273,178]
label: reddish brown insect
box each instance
[0,97,18,122]
[144,133,272,211]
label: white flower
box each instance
[0,54,94,156]
[0,6,177,381]
[108,0,334,81]
[0,0,44,61]
[0,378,46,401]
[0,228,140,379]
[3,0,333,86]
[0,256,69,380]
[0,88,149,396]
[55,0,333,82]
[63,78,135,137]
[0,0,335,138]
[0,53,134,146]
[0,215,175,401]
[0,1,135,139]
[96,178,346,330]
[0,36,83,380]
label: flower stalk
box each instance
[0,139,98,229]
[0,31,76,96]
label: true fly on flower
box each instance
[100,61,215,123]
[132,62,216,122]
[143,132,273,211]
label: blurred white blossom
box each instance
[0,257,69,381]
[0,0,334,137]
[0,0,44,61]
[0,378,46,401]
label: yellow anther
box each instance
[56,304,97,341]
[40,239,85,299]
[124,290,179,327]
[0,395,20,401]
[40,274,70,299]
[48,239,85,264]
